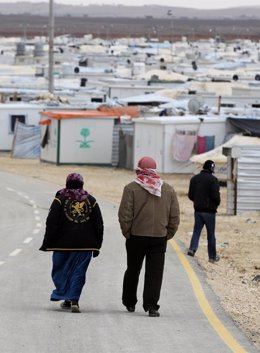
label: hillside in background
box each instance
[0,2,259,19]
[0,13,258,40]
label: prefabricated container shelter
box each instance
[133,115,227,173]
[39,110,119,165]
[0,103,44,151]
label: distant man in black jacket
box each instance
[187,160,220,263]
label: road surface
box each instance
[0,171,258,353]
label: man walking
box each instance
[118,156,180,317]
[187,160,220,263]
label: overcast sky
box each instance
[1,0,260,10]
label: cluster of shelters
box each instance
[0,33,260,213]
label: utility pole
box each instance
[48,0,54,93]
[167,9,174,60]
[167,10,174,43]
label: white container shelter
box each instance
[0,103,44,151]
[39,110,118,165]
[133,115,227,173]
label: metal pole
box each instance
[48,0,54,93]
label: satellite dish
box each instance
[188,96,204,114]
[195,95,204,106]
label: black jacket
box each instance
[188,170,220,213]
[39,194,103,252]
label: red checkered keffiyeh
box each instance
[135,167,163,197]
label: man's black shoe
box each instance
[209,255,220,263]
[126,306,135,312]
[187,249,195,257]
[148,309,160,317]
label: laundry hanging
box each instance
[196,135,215,154]
[172,130,197,161]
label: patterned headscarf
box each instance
[135,157,163,197]
[57,173,89,201]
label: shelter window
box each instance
[9,96,22,102]
[9,115,26,134]
[91,97,103,103]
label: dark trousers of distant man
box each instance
[122,235,167,312]
[189,211,217,259]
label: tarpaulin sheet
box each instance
[227,117,260,137]
[12,122,40,159]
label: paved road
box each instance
[0,171,258,353]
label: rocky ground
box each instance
[0,152,259,350]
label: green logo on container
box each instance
[76,128,94,148]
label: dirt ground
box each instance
[0,152,259,350]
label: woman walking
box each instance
[40,172,104,313]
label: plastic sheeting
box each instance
[12,122,41,159]
[227,117,260,137]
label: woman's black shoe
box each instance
[60,300,71,309]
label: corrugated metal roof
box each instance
[236,145,260,213]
